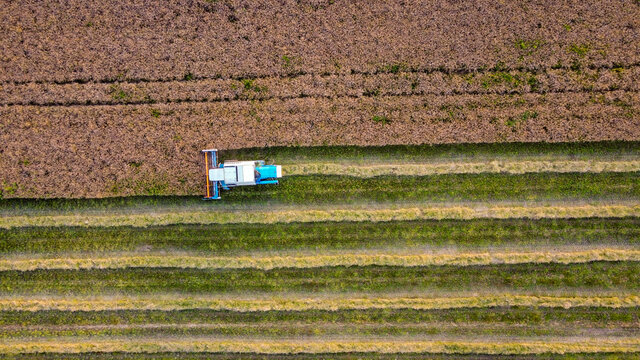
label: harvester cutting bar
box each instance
[202,149,221,200]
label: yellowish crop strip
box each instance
[2,204,639,229]
[3,249,639,271]
[1,338,639,354]
[2,295,639,312]
[284,160,640,177]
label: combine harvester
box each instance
[202,149,282,200]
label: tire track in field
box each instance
[2,84,637,108]
[3,86,637,108]
[2,203,638,229]
[4,62,640,86]
[3,249,639,271]
[283,160,640,177]
[2,295,639,312]
[1,337,640,355]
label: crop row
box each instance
[284,160,640,177]
[3,307,636,329]
[3,204,639,229]
[1,306,637,339]
[3,295,638,312]
[3,218,637,255]
[2,92,638,198]
[2,337,640,355]
[1,262,637,295]
[1,323,630,340]
[3,352,639,360]
[6,307,637,327]
[4,323,618,340]
[2,67,639,106]
[3,249,639,272]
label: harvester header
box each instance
[202,149,282,200]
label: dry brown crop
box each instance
[1,0,638,83]
[1,0,639,198]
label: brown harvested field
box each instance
[0,0,639,197]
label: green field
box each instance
[1,141,639,358]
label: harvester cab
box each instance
[202,149,282,200]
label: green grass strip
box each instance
[2,204,639,228]
[3,249,639,271]
[2,218,638,255]
[2,338,640,355]
[2,172,638,214]
[2,294,639,312]
[1,262,638,295]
